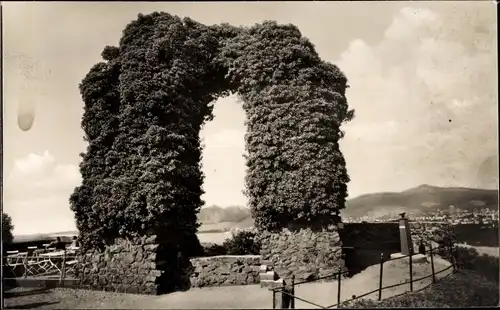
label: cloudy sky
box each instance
[2,1,498,235]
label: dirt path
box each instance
[292,257,452,308]
[4,285,272,309]
[4,257,452,309]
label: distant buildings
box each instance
[345,207,498,226]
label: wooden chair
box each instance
[5,251,28,277]
[26,249,51,277]
[63,247,80,277]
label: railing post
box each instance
[429,244,436,283]
[337,267,342,306]
[378,253,384,301]
[409,249,413,292]
[281,280,290,309]
[273,290,276,309]
[290,275,295,309]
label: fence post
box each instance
[337,267,342,306]
[60,248,66,285]
[429,244,436,283]
[290,275,295,309]
[409,249,413,292]
[378,253,384,301]
[450,246,457,272]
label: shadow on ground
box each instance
[5,301,60,309]
[4,287,52,299]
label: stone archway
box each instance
[70,12,353,294]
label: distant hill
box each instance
[13,231,78,243]
[342,184,498,219]
[198,205,253,232]
[198,205,250,224]
[198,185,499,227]
[13,185,498,242]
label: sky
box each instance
[2,1,498,235]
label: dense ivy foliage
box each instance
[71,12,353,250]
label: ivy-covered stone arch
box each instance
[70,12,353,294]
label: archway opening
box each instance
[198,94,248,237]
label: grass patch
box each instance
[455,246,499,284]
[340,246,500,309]
[340,270,499,308]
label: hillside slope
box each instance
[198,185,498,226]
[343,184,498,219]
[198,205,250,224]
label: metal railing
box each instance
[270,244,457,309]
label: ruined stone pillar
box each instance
[398,213,414,255]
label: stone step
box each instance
[259,265,268,273]
[261,259,274,266]
[260,278,284,289]
[260,270,278,281]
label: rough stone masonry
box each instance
[75,235,188,295]
[259,228,348,283]
[189,255,262,288]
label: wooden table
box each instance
[36,250,65,275]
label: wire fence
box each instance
[270,244,457,309]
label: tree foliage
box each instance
[2,212,14,244]
[71,12,354,250]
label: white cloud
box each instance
[3,150,81,235]
[338,6,498,196]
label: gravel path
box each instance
[4,285,272,309]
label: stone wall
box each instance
[259,228,347,282]
[189,255,261,287]
[340,222,400,250]
[75,235,191,295]
[339,222,401,275]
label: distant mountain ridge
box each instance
[196,185,498,226]
[198,205,250,224]
[344,184,498,219]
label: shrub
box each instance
[222,230,261,255]
[340,270,499,308]
[411,222,458,260]
[202,243,228,256]
[455,246,499,284]
[433,222,457,256]
[201,230,261,256]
